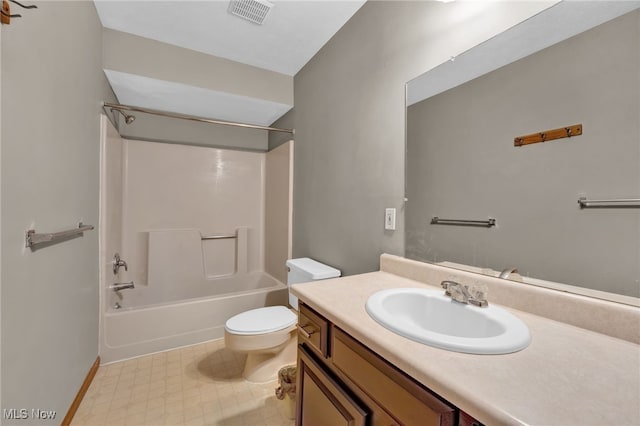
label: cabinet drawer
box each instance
[332,327,455,426]
[298,304,330,357]
[297,345,368,426]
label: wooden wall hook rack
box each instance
[1,0,17,25]
[514,123,582,147]
[1,0,37,24]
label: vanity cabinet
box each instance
[298,345,368,426]
[296,303,483,426]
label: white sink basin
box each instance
[365,287,531,354]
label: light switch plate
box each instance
[385,208,396,230]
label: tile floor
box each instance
[71,339,296,426]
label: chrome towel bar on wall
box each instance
[430,217,496,228]
[25,222,94,248]
[201,233,237,240]
[578,197,640,209]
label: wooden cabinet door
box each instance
[332,327,456,426]
[297,345,369,426]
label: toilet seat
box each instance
[225,306,296,335]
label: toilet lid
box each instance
[225,306,296,335]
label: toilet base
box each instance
[242,333,297,383]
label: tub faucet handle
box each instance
[113,253,128,274]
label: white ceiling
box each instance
[94,0,366,77]
[95,0,366,126]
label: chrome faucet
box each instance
[441,280,488,307]
[113,253,128,274]
[499,267,519,279]
[109,281,135,292]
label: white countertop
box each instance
[292,271,640,425]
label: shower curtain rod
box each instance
[103,102,295,134]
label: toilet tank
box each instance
[286,258,341,309]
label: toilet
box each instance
[224,258,341,383]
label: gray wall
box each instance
[406,11,639,297]
[283,1,553,276]
[1,1,114,422]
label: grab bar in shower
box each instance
[430,217,496,228]
[578,197,640,209]
[26,222,94,248]
[201,233,237,240]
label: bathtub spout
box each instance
[110,282,135,291]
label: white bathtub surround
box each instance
[120,138,266,290]
[148,228,245,283]
[101,272,287,364]
[264,142,294,284]
[98,118,294,364]
[132,227,250,307]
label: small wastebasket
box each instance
[275,365,297,420]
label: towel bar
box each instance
[26,222,94,248]
[578,197,640,209]
[430,217,496,228]
[201,234,237,240]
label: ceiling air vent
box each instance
[228,0,274,25]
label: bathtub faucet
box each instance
[109,281,135,292]
[113,253,128,274]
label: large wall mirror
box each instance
[405,1,639,305]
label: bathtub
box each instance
[100,271,288,364]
